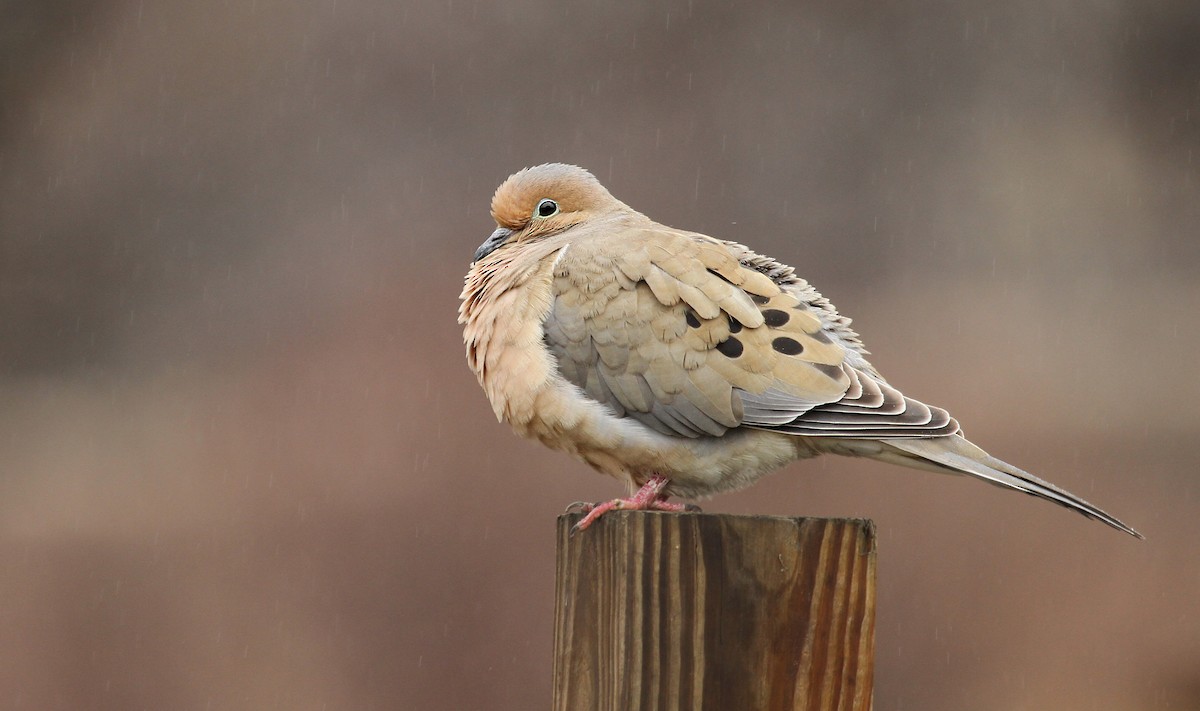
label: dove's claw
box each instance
[569,475,691,533]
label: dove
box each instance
[459,163,1142,537]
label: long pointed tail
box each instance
[882,435,1143,539]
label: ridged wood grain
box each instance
[553,512,875,711]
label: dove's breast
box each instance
[461,242,569,428]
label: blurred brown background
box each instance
[2,1,1198,709]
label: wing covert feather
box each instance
[545,229,960,440]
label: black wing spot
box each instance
[750,294,771,305]
[762,309,790,328]
[728,316,743,333]
[813,362,844,378]
[706,268,737,285]
[772,337,804,356]
[716,337,744,358]
[685,310,701,328]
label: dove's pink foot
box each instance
[571,475,689,532]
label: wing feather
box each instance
[544,228,961,441]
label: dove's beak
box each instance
[473,227,514,263]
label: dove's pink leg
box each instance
[571,474,688,532]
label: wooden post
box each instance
[553,512,875,711]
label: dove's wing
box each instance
[544,228,957,439]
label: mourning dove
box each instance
[459,163,1141,537]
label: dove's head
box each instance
[473,163,624,263]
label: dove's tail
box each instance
[879,434,1143,539]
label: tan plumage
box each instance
[459,163,1141,537]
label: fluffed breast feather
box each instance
[460,238,565,424]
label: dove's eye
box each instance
[536,199,559,218]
